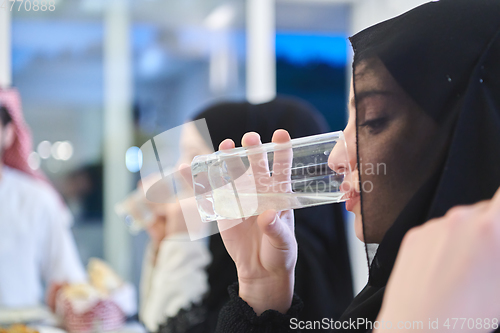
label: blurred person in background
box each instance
[0,88,86,309]
[62,163,104,222]
[138,190,211,333]
[137,97,353,333]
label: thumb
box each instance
[257,209,293,251]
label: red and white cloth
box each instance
[56,284,136,333]
[0,88,45,179]
[59,297,125,333]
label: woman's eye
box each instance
[359,116,389,134]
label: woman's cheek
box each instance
[354,211,364,242]
[353,172,361,193]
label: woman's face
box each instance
[330,58,448,243]
[334,81,363,241]
[178,121,214,166]
[144,122,213,238]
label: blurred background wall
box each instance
[2,0,430,299]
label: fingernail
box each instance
[269,214,277,225]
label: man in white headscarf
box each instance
[0,88,86,309]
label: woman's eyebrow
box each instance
[351,90,393,106]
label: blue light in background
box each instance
[12,20,103,71]
[275,32,348,67]
[12,20,158,73]
[126,146,143,173]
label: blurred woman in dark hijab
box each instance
[151,96,353,332]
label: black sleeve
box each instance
[157,303,207,333]
[215,283,304,333]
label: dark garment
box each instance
[195,97,354,332]
[215,283,376,333]
[294,205,353,323]
[157,97,354,333]
[216,283,303,333]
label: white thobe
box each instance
[0,166,86,307]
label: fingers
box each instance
[219,138,249,187]
[257,209,293,251]
[271,129,291,143]
[242,133,271,184]
[271,130,293,192]
[241,132,261,147]
[219,138,235,150]
[218,137,258,220]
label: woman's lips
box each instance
[345,191,360,212]
[339,173,360,212]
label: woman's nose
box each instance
[328,128,356,175]
[328,137,349,174]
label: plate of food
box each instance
[0,308,54,326]
[0,324,39,333]
[0,324,66,333]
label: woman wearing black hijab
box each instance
[211,0,500,332]
[159,96,353,332]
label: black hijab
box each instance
[194,96,353,330]
[341,0,500,329]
